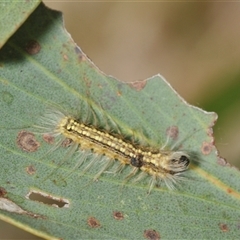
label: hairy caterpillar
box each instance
[36,104,190,192]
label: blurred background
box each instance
[2,1,240,239]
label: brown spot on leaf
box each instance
[26,165,36,175]
[42,134,55,144]
[17,131,40,152]
[117,91,122,96]
[144,229,160,240]
[113,211,124,220]
[25,40,41,55]
[219,223,229,232]
[129,80,147,91]
[87,217,101,228]
[61,138,72,147]
[0,187,7,197]
[201,142,212,155]
[166,126,179,140]
[63,54,68,61]
[227,188,233,194]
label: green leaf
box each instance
[0,0,41,49]
[0,3,240,239]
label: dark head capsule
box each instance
[130,155,144,168]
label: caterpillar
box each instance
[36,106,190,192]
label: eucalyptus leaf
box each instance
[0,3,240,239]
[0,0,41,49]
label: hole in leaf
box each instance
[26,190,69,208]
